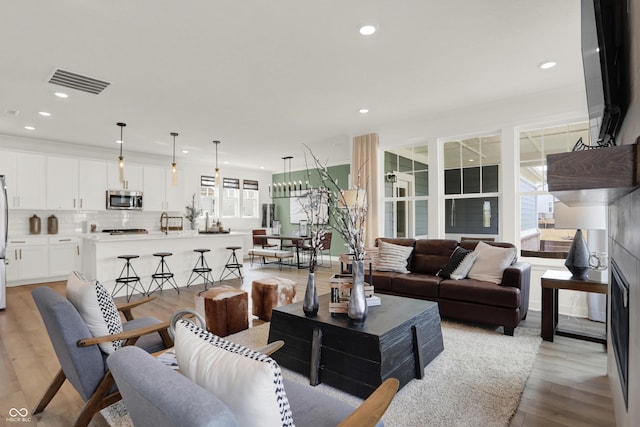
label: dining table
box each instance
[253,235,312,269]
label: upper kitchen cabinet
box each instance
[46,156,78,210]
[46,157,108,210]
[0,151,46,209]
[143,166,183,212]
[78,160,108,210]
[107,162,143,191]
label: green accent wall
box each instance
[272,163,350,256]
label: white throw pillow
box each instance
[375,241,414,273]
[466,242,517,284]
[175,320,294,427]
[66,271,124,354]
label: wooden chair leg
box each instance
[159,329,174,348]
[73,371,120,427]
[33,369,66,414]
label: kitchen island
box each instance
[82,230,246,298]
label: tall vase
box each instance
[303,271,319,317]
[348,260,368,325]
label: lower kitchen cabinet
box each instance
[5,237,49,284]
[49,237,82,277]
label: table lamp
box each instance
[553,202,606,280]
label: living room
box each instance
[1,1,639,426]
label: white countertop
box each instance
[81,230,247,242]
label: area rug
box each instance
[101,320,541,427]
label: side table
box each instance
[540,270,608,344]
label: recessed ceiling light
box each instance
[24,126,35,130]
[223,161,229,165]
[38,111,51,117]
[539,61,557,70]
[54,92,68,98]
[359,25,377,36]
[359,108,369,114]
[116,140,123,144]
[260,166,265,169]
[182,150,189,154]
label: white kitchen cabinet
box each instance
[46,156,78,210]
[6,237,49,282]
[78,159,108,210]
[0,152,46,209]
[49,237,82,277]
[143,166,183,211]
[107,162,143,191]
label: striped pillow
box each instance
[375,241,414,273]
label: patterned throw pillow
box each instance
[175,320,294,427]
[375,241,414,273]
[66,271,124,354]
[437,247,471,278]
[450,252,479,280]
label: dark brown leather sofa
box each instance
[366,238,531,336]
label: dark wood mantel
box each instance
[546,138,639,206]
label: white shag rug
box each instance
[101,320,541,427]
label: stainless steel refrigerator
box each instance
[0,175,6,310]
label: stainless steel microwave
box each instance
[106,190,143,210]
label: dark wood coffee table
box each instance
[268,293,444,398]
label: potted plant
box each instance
[185,194,202,230]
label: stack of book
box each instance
[329,274,380,314]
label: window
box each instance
[519,122,589,252]
[383,146,428,238]
[222,178,240,217]
[242,180,259,218]
[443,134,501,235]
[200,175,218,219]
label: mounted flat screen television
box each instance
[581,0,628,146]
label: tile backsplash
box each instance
[8,210,181,237]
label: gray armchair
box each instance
[108,345,399,427]
[31,287,172,427]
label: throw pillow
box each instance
[175,320,294,427]
[450,252,479,280]
[66,271,124,354]
[375,241,414,273]
[467,241,517,284]
[437,247,472,279]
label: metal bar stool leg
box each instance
[112,255,144,302]
[148,252,180,296]
[219,246,244,281]
[187,249,214,290]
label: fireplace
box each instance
[611,259,629,408]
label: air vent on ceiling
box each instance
[48,68,111,95]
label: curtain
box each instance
[352,133,378,248]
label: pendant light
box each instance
[170,132,178,186]
[117,122,126,183]
[212,140,221,188]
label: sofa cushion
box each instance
[175,320,294,427]
[467,241,517,284]
[66,271,124,354]
[439,278,521,309]
[367,271,399,291]
[411,239,458,275]
[375,241,414,273]
[391,274,441,298]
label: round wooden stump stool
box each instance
[251,277,297,321]
[195,286,248,337]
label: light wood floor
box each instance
[0,262,614,426]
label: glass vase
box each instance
[303,271,319,317]
[348,260,368,324]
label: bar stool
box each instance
[187,249,214,290]
[219,246,243,281]
[112,255,145,302]
[148,252,180,295]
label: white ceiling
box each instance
[0,0,584,172]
